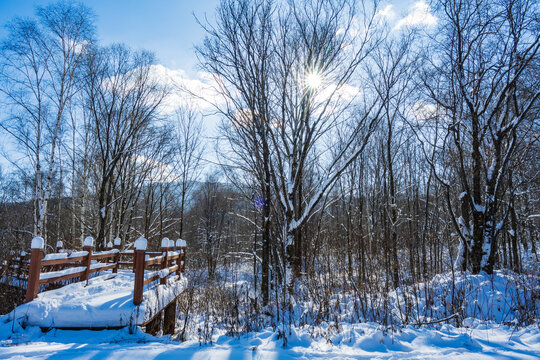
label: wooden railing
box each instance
[132,237,186,305]
[14,236,187,305]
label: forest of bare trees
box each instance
[0,0,538,343]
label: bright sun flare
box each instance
[305,72,322,89]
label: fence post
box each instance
[82,236,94,285]
[56,241,63,253]
[133,237,147,305]
[113,237,121,273]
[178,239,186,275]
[132,245,137,273]
[160,238,169,285]
[106,241,113,265]
[18,251,26,280]
[25,237,44,303]
[175,239,182,278]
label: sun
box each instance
[305,71,322,89]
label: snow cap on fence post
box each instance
[56,241,63,249]
[107,241,113,249]
[83,236,94,247]
[169,239,174,248]
[161,237,170,248]
[135,237,147,250]
[177,239,186,247]
[114,237,121,246]
[31,236,45,249]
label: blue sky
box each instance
[0,0,437,170]
[0,0,434,76]
[0,0,220,76]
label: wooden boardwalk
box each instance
[1,236,187,335]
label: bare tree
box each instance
[197,0,276,306]
[0,1,95,243]
[266,0,384,289]
[422,0,540,273]
[172,107,204,238]
[367,31,419,287]
[83,44,167,248]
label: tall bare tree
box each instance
[172,107,204,238]
[0,1,95,243]
[197,3,388,334]
[422,0,540,273]
[84,44,167,248]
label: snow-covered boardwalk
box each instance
[7,270,187,328]
[1,236,188,332]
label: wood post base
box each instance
[145,312,162,335]
[163,299,177,335]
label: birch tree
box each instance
[0,1,95,242]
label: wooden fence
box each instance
[0,236,186,305]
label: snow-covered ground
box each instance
[0,321,538,359]
[0,264,537,359]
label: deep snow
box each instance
[0,321,538,359]
[0,264,538,359]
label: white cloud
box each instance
[316,82,361,105]
[413,101,437,121]
[395,1,437,29]
[377,5,396,21]
[147,64,224,114]
[134,154,180,183]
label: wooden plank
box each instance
[113,243,121,274]
[140,293,184,326]
[133,247,146,305]
[163,299,177,335]
[25,248,42,303]
[82,245,93,285]
[180,247,186,273]
[143,273,160,286]
[91,253,117,261]
[120,251,160,257]
[89,263,117,274]
[41,256,86,267]
[145,256,163,266]
[142,264,178,287]
[38,270,85,285]
[145,312,162,335]
[160,245,168,286]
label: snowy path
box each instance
[0,323,537,359]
